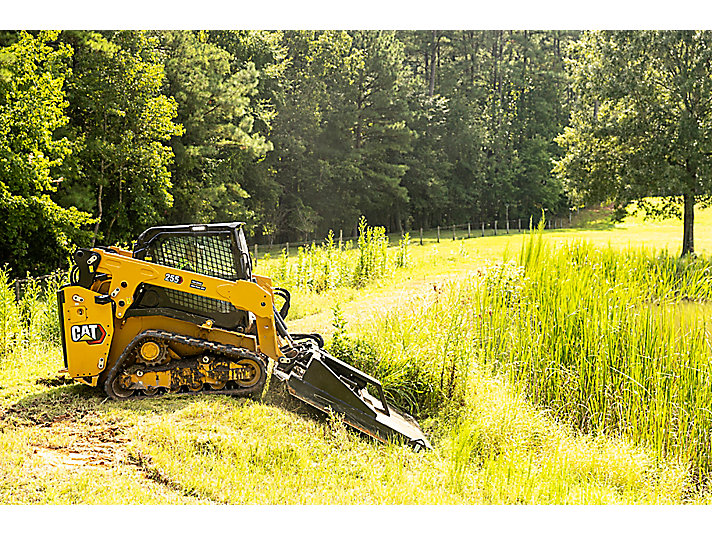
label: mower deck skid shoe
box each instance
[282,350,431,451]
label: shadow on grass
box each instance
[1,373,327,429]
[567,205,620,231]
[1,383,107,426]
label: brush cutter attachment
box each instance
[274,342,431,451]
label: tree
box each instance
[206,30,287,239]
[160,31,273,229]
[396,31,573,227]
[0,31,92,276]
[267,31,414,239]
[555,31,712,256]
[57,31,181,246]
[344,31,413,232]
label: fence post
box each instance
[494,220,497,236]
[437,226,440,243]
[467,222,471,238]
[420,227,423,246]
[452,224,455,241]
[548,219,551,230]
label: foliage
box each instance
[160,31,273,229]
[57,30,182,246]
[394,232,411,268]
[398,30,574,229]
[0,31,92,276]
[354,217,388,286]
[265,219,405,293]
[0,268,20,359]
[555,31,712,255]
[12,30,712,276]
[0,267,65,361]
[2,30,579,274]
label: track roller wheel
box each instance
[187,382,203,392]
[108,375,134,399]
[236,358,262,388]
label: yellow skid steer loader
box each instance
[57,222,430,450]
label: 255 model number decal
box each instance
[164,273,183,284]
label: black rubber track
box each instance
[103,329,267,400]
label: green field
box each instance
[2,206,712,504]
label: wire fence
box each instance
[252,214,574,261]
[10,213,574,300]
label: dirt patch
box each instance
[0,395,130,474]
[28,418,130,474]
[1,400,93,428]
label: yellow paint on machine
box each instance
[59,246,282,387]
[60,285,114,385]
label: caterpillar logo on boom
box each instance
[70,324,106,345]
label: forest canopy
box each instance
[1,30,709,275]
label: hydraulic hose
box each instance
[273,305,291,340]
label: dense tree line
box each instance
[3,30,708,275]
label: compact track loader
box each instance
[57,222,430,450]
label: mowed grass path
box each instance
[1,204,711,504]
[288,204,712,335]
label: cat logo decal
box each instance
[70,324,107,345]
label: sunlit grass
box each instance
[125,392,691,504]
[2,203,712,503]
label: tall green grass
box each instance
[509,234,712,480]
[333,230,712,485]
[0,269,66,362]
[265,218,411,293]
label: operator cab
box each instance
[133,222,252,281]
[129,222,253,330]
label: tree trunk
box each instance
[682,192,695,256]
[106,168,124,244]
[395,207,403,234]
[91,183,103,247]
[428,30,438,97]
[92,112,108,247]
